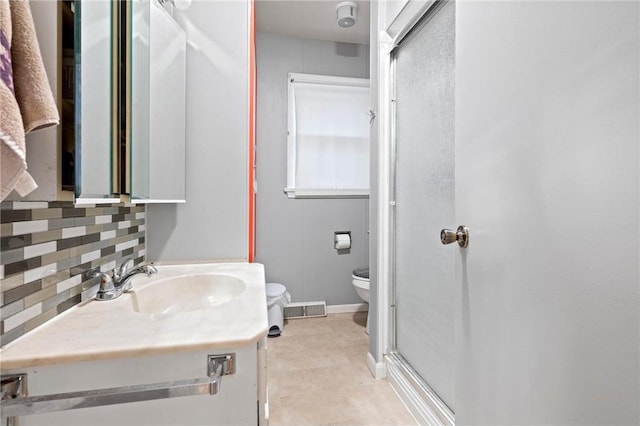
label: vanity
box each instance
[2,2,261,423]
[0,263,268,426]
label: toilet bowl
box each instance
[352,274,369,302]
[352,267,370,334]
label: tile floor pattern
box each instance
[266,312,416,426]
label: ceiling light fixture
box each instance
[336,1,358,28]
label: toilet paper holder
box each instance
[334,231,352,250]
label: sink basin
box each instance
[130,273,246,314]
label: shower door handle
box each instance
[440,226,469,248]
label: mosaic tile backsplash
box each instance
[0,201,146,346]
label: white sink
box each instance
[0,263,268,370]
[130,273,246,314]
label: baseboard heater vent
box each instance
[283,301,327,319]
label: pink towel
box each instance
[1,0,60,201]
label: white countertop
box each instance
[0,263,268,370]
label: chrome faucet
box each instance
[95,260,158,301]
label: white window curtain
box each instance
[286,73,370,198]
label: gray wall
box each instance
[255,32,369,305]
[147,1,249,261]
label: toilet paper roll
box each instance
[335,233,351,250]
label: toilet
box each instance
[352,267,370,334]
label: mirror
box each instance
[17,1,186,202]
[131,0,151,199]
[56,0,186,204]
[73,0,119,202]
[130,0,187,203]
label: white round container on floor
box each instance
[266,283,287,337]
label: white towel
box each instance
[0,0,60,201]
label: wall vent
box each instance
[283,301,327,319]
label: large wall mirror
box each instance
[68,0,118,202]
[67,0,186,203]
[18,1,185,203]
[130,0,187,203]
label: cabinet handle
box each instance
[1,353,235,419]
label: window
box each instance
[285,73,370,198]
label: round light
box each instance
[336,1,358,29]
[338,17,355,28]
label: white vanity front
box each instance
[0,262,268,426]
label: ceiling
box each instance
[256,0,370,45]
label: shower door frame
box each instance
[376,1,455,424]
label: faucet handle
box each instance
[114,259,134,282]
[92,269,112,282]
[94,271,115,296]
[142,264,158,276]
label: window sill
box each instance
[284,188,369,199]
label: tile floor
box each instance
[266,312,416,426]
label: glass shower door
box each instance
[392,0,456,412]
